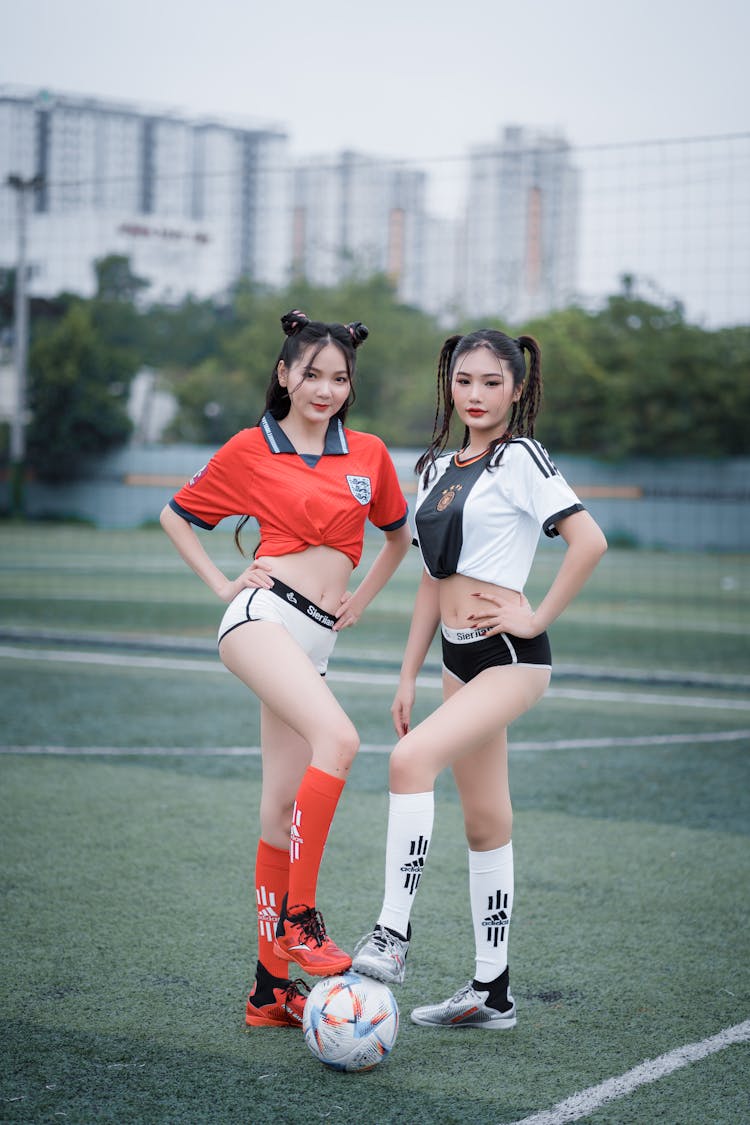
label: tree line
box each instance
[1,256,748,483]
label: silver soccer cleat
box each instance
[410,981,516,1029]
[352,924,410,985]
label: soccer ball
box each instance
[302,971,399,1073]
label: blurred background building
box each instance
[292,152,428,305]
[1,86,579,323]
[3,85,748,330]
[0,86,290,301]
[463,125,579,321]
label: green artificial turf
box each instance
[1,747,748,1124]
[1,523,748,1122]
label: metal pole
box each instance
[6,173,42,517]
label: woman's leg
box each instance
[258,701,313,850]
[255,703,312,970]
[355,665,548,986]
[245,705,314,1027]
[408,667,548,1027]
[220,621,358,779]
[221,622,357,974]
[390,664,549,793]
[452,729,514,990]
[379,664,546,933]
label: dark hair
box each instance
[416,328,543,483]
[235,309,369,554]
[262,309,368,423]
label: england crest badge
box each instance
[346,475,372,505]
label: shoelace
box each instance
[449,982,477,1005]
[372,929,404,954]
[353,926,405,961]
[288,905,328,947]
[283,977,310,1003]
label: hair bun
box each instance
[346,321,369,348]
[280,309,310,336]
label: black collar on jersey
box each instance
[259,411,349,457]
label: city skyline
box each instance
[1,76,748,328]
[0,88,584,324]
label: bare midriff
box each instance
[256,545,354,613]
[438,572,524,630]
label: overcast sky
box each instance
[2,0,748,161]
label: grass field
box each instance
[1,523,748,1124]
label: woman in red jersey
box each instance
[160,310,410,1028]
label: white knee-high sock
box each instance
[469,842,514,983]
[376,791,434,939]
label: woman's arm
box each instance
[467,509,608,637]
[334,522,412,630]
[530,510,608,631]
[392,568,442,736]
[159,504,273,603]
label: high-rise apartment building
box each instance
[0,86,290,300]
[292,152,429,307]
[462,126,579,322]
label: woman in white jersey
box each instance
[353,328,607,1029]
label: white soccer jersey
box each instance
[414,439,584,592]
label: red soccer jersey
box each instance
[169,412,408,567]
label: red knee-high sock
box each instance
[287,765,346,909]
[255,839,291,978]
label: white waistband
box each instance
[441,623,491,644]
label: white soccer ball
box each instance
[302,971,399,1073]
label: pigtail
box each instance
[416,334,463,482]
[510,334,543,438]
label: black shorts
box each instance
[441,624,552,685]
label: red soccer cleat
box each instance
[273,894,352,976]
[245,974,309,1028]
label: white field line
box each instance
[540,686,750,712]
[500,1018,750,1125]
[3,630,750,689]
[2,731,749,757]
[0,644,224,675]
[2,644,749,713]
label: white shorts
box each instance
[217,578,338,675]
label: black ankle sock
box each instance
[473,966,512,1012]
[254,961,286,994]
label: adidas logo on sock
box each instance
[483,910,509,927]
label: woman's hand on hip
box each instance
[466,591,541,638]
[333,590,362,631]
[222,560,274,603]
